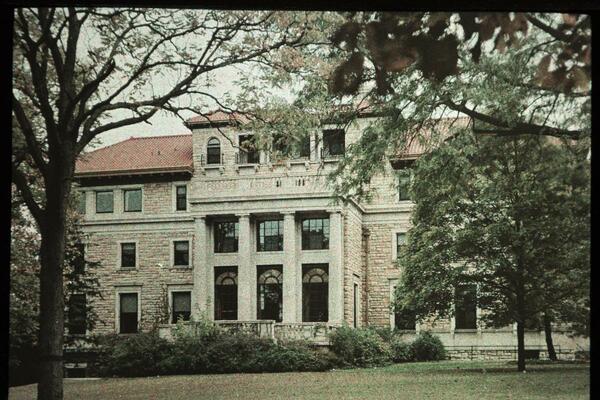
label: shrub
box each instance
[329,326,392,367]
[410,331,446,361]
[390,338,414,363]
[371,326,395,343]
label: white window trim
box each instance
[115,287,142,334]
[117,240,139,270]
[391,230,407,261]
[397,173,412,203]
[172,182,189,212]
[168,285,193,325]
[122,186,144,213]
[205,136,223,166]
[170,237,193,268]
[389,278,419,332]
[94,189,115,214]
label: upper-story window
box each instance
[214,221,239,253]
[173,240,190,267]
[206,138,221,165]
[257,220,283,252]
[95,190,114,213]
[323,129,345,157]
[238,134,259,164]
[299,135,311,158]
[396,233,406,260]
[301,217,330,250]
[76,191,86,215]
[455,284,477,329]
[123,188,142,212]
[120,242,137,269]
[398,175,411,201]
[175,185,187,211]
[72,242,85,274]
[171,291,191,323]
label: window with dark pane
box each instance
[121,243,136,268]
[124,188,142,212]
[398,175,411,201]
[239,134,259,164]
[119,293,138,333]
[176,185,187,211]
[257,266,283,322]
[76,191,86,215]
[214,267,238,320]
[301,218,329,250]
[455,285,477,329]
[68,294,87,335]
[302,264,328,322]
[323,129,345,157]
[396,233,406,259]
[171,291,191,323]
[95,190,113,213]
[299,134,311,158]
[72,242,85,274]
[257,220,283,252]
[173,240,190,267]
[393,287,416,330]
[206,137,221,164]
[214,221,239,253]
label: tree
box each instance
[12,8,323,399]
[393,129,590,371]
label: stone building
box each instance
[72,111,588,362]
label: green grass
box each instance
[9,360,589,400]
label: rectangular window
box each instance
[301,218,330,250]
[176,185,187,211]
[396,233,406,259]
[119,293,138,333]
[353,282,359,328]
[72,242,85,274]
[67,294,87,335]
[214,221,239,253]
[398,175,411,201]
[257,265,283,322]
[173,240,190,267]
[124,189,142,212]
[76,192,86,215]
[120,243,136,269]
[239,134,259,164]
[323,129,345,157]
[95,190,114,213]
[299,135,311,158]
[257,220,284,252]
[302,264,329,322]
[215,266,238,320]
[455,285,477,329]
[171,291,191,323]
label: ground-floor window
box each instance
[119,292,139,333]
[67,293,87,335]
[215,266,238,320]
[171,291,191,323]
[302,264,328,322]
[455,284,477,329]
[257,265,283,322]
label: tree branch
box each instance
[12,167,45,228]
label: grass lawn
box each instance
[9,360,589,400]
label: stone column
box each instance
[237,213,254,320]
[192,216,208,320]
[282,212,298,322]
[328,209,344,324]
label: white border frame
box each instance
[94,189,115,214]
[115,286,142,334]
[117,240,139,270]
[391,230,407,261]
[122,186,144,213]
[170,237,193,268]
[205,136,223,166]
[172,182,189,212]
[167,285,194,324]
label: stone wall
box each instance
[342,205,364,327]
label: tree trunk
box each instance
[544,313,558,361]
[37,160,73,400]
[516,320,526,372]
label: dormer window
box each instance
[323,129,345,157]
[207,138,221,165]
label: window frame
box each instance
[206,137,222,165]
[389,279,418,332]
[168,287,193,324]
[257,265,283,322]
[392,231,407,261]
[238,134,260,164]
[95,190,114,214]
[301,217,330,250]
[398,174,411,202]
[171,239,191,268]
[172,182,189,212]
[115,288,141,334]
[454,284,478,330]
[123,188,143,213]
[302,264,329,322]
[67,293,87,335]
[214,266,238,320]
[214,220,239,253]
[118,241,138,269]
[256,219,284,252]
[322,129,345,157]
[76,190,86,215]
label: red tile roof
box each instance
[185,110,251,127]
[75,134,193,177]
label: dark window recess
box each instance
[353,283,359,328]
[171,291,191,323]
[214,221,239,253]
[215,267,238,320]
[176,185,187,211]
[124,189,142,212]
[257,220,283,252]
[393,290,416,330]
[299,135,311,158]
[76,192,86,214]
[95,191,114,213]
[323,129,345,157]
[301,218,330,250]
[119,293,138,333]
[302,264,329,322]
[173,241,190,266]
[72,242,85,274]
[455,285,477,329]
[239,134,259,164]
[396,233,406,259]
[257,266,283,322]
[65,368,87,378]
[207,138,221,165]
[121,243,136,268]
[398,175,411,201]
[68,294,87,335]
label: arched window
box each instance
[215,267,237,320]
[257,266,283,322]
[302,264,329,322]
[207,137,221,165]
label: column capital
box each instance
[236,212,251,218]
[194,214,207,221]
[281,211,296,217]
[326,208,343,215]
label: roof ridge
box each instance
[127,133,192,140]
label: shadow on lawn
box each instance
[437,361,590,374]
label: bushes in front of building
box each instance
[390,338,415,363]
[410,331,446,361]
[329,326,393,367]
